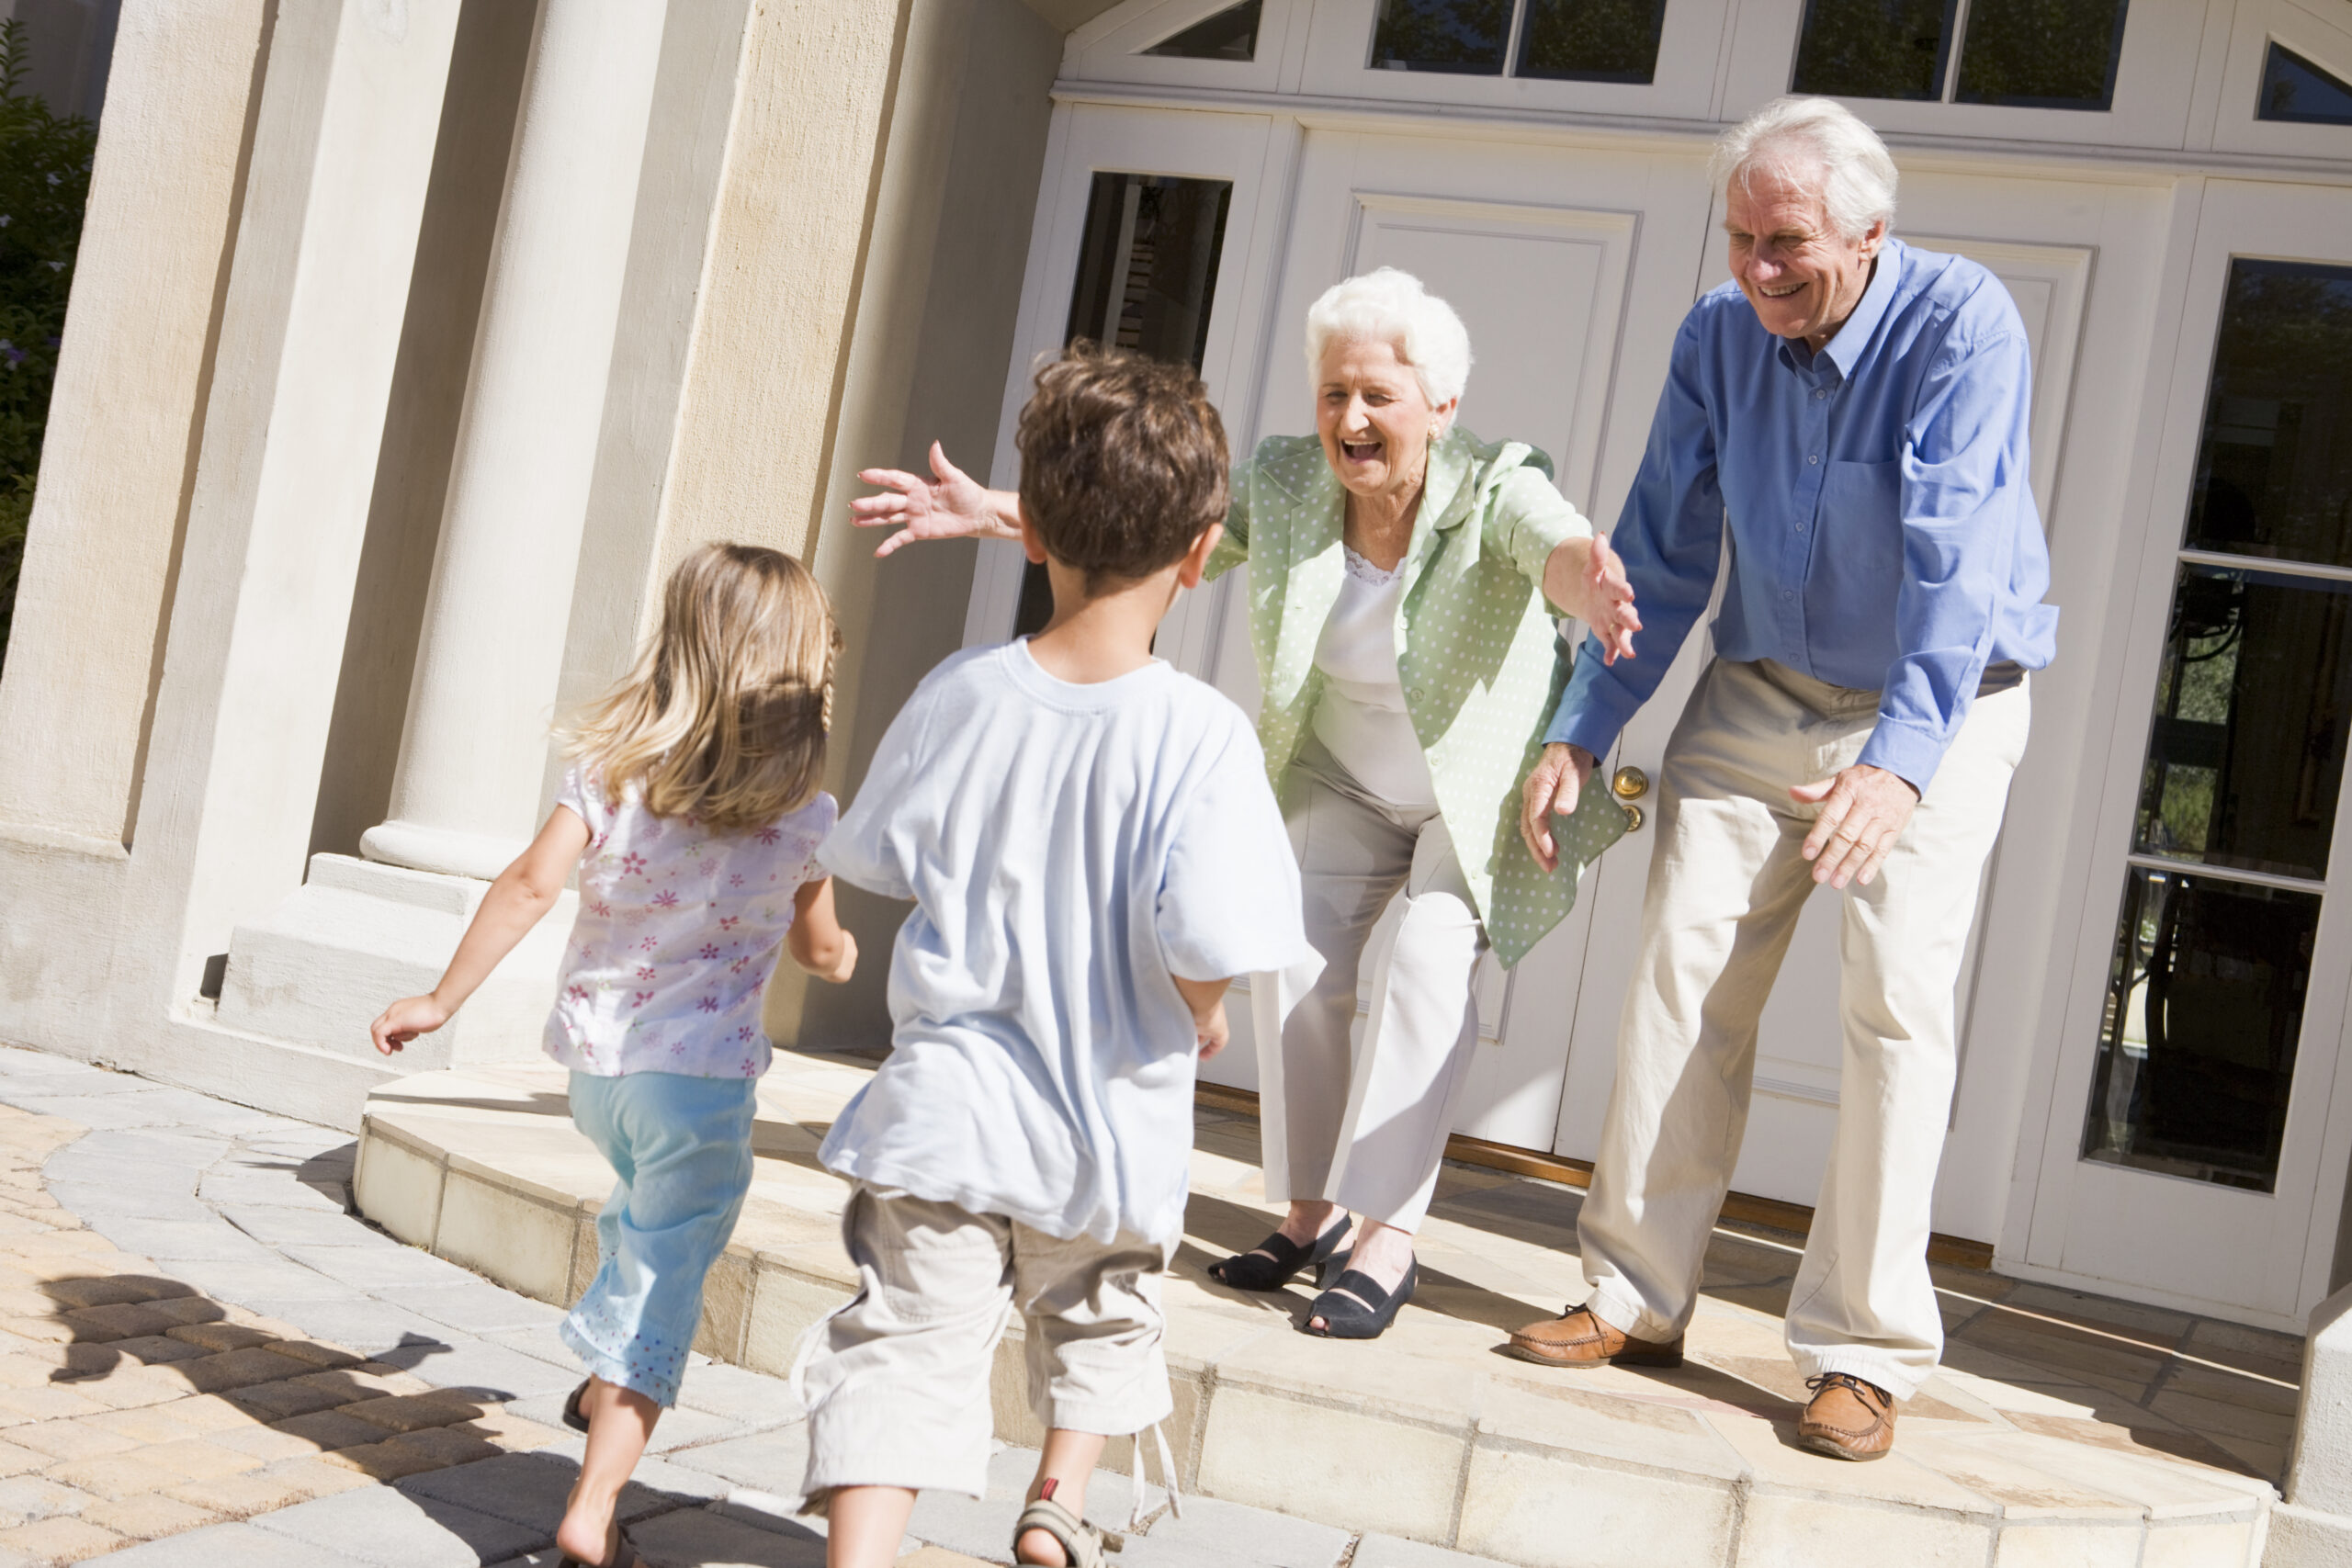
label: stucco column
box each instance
[358,0,666,881]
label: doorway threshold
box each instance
[1196,1081,1998,1271]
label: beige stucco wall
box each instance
[775,0,1064,1050]
[652,0,910,575]
[0,0,271,845]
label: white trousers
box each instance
[1252,738,1486,1234]
[1578,659,2030,1399]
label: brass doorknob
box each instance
[1612,766,1650,800]
[1622,803,1645,832]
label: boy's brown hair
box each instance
[1015,342,1229,593]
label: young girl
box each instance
[368,542,856,1568]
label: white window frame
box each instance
[1718,0,2205,148]
[1296,0,1736,118]
[2201,0,2352,159]
[1062,0,1317,92]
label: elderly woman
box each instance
[854,269,1638,1340]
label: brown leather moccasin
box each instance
[1504,1305,1685,1370]
[1798,1372,1896,1461]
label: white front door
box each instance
[1550,169,2166,1236]
[1204,127,1717,1149]
[2018,180,2352,1329]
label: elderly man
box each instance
[1506,96,2057,1461]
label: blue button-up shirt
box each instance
[1544,238,2059,790]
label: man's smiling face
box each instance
[1723,160,1883,353]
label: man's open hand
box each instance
[1792,764,1918,888]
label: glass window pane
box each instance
[1789,0,1955,102]
[2258,42,2352,126]
[1370,0,1510,74]
[2082,869,2318,1192]
[1516,0,1668,82]
[2132,564,2352,881]
[1953,0,2129,108]
[2184,260,2352,569]
[1017,174,1235,637]
[1145,0,1261,61]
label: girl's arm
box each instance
[788,876,858,984]
[849,442,1022,558]
[368,807,593,1055]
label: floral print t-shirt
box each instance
[546,766,836,1078]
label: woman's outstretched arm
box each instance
[850,442,1023,557]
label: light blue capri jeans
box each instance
[560,1070,758,1407]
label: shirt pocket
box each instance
[1812,458,1904,625]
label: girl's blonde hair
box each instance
[565,543,839,833]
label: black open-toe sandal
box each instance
[561,1379,592,1433]
[1208,1216,1351,1292]
[1304,1260,1418,1339]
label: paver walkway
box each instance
[0,1043,1505,1568]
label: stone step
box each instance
[352,1055,2287,1568]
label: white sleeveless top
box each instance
[1310,547,1439,810]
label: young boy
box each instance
[802,345,1314,1568]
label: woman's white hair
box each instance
[1710,96,1898,242]
[1302,267,1472,408]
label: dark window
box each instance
[2132,565,2352,884]
[2081,869,2316,1191]
[1953,0,2130,108]
[1145,0,1262,62]
[2182,261,2352,570]
[1516,0,1668,82]
[1790,0,1957,101]
[1013,174,1234,637]
[1369,0,1511,73]
[2258,41,2352,126]
[2084,255,2352,1196]
[1790,0,2128,107]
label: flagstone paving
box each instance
[0,1043,1516,1568]
[354,1050,2306,1568]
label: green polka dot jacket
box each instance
[1204,428,1632,968]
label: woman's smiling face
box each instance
[1316,335,1454,502]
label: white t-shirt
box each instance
[1310,546,1439,809]
[547,766,836,1078]
[818,641,1316,1246]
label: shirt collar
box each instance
[1775,236,1904,382]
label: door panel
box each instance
[1202,128,1715,1150]
[1555,181,2107,1231]
[2027,181,2352,1326]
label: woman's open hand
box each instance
[1541,535,1640,664]
[1581,533,1640,664]
[850,442,1015,557]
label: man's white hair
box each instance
[1710,96,1898,242]
[1303,267,1472,408]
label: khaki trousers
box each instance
[797,1186,1174,1502]
[1578,658,2029,1399]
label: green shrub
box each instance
[0,18,96,660]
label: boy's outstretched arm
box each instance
[369,807,592,1055]
[788,876,859,984]
[1172,976,1232,1059]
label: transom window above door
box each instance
[2258,40,2352,124]
[1792,0,2131,108]
[1371,0,1670,84]
[1146,0,1263,59]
